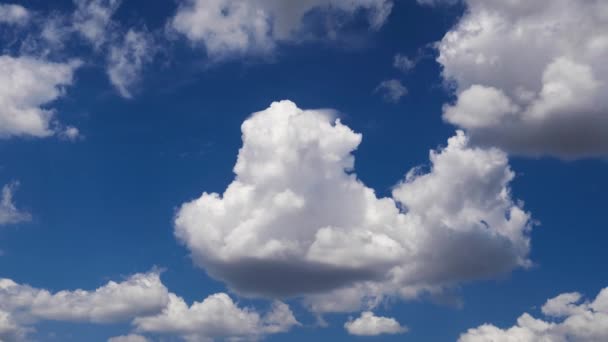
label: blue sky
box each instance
[1,0,607,341]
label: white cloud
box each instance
[107,29,153,98]
[0,270,296,341]
[375,79,408,102]
[459,286,608,342]
[0,56,81,139]
[0,309,27,342]
[437,0,608,158]
[107,334,150,342]
[345,311,407,336]
[0,182,30,226]
[0,4,29,25]
[169,0,393,59]
[393,53,415,73]
[0,271,169,334]
[133,293,298,341]
[175,100,532,311]
[73,0,121,48]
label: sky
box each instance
[0,0,607,341]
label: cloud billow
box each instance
[459,286,608,341]
[169,0,394,59]
[175,100,533,312]
[437,0,608,158]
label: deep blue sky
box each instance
[1,1,607,341]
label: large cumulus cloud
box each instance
[459,286,608,342]
[437,0,608,158]
[175,100,532,311]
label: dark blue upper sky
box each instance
[1,1,607,341]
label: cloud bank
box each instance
[175,100,532,312]
[459,286,608,342]
[437,0,608,158]
[0,271,297,341]
[170,0,393,59]
[133,293,297,341]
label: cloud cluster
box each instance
[0,272,169,325]
[0,271,297,341]
[4,1,154,100]
[344,311,407,336]
[175,100,532,311]
[0,56,80,139]
[0,182,30,226]
[170,0,393,59]
[71,0,155,98]
[459,287,608,342]
[437,0,608,158]
[134,293,298,341]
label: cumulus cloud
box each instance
[459,286,608,342]
[107,334,150,342]
[0,56,81,139]
[0,271,169,326]
[0,270,296,341]
[375,79,408,102]
[437,0,608,158]
[107,29,153,98]
[345,311,407,336]
[175,100,532,311]
[0,182,30,226]
[133,293,298,341]
[0,4,29,25]
[169,0,393,59]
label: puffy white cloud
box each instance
[0,271,169,331]
[133,293,298,341]
[175,100,532,311]
[107,29,153,98]
[73,0,121,48]
[0,4,29,25]
[0,56,81,139]
[459,287,608,342]
[437,0,608,158]
[0,182,30,226]
[344,311,407,336]
[375,79,408,102]
[169,0,393,59]
[0,270,296,341]
[107,334,150,342]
